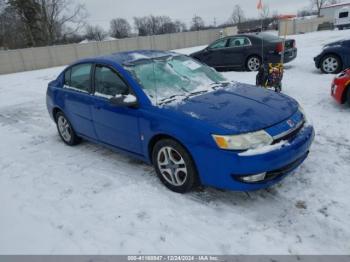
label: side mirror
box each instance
[110,94,138,108]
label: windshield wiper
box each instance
[184,90,210,100]
[158,94,187,105]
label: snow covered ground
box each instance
[0,30,350,255]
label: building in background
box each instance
[320,2,350,20]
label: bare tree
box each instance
[310,0,335,17]
[174,20,187,32]
[0,4,28,49]
[7,0,87,46]
[190,15,205,31]
[40,0,88,44]
[85,25,107,41]
[231,5,245,25]
[134,15,184,36]
[110,18,131,39]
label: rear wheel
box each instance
[152,139,199,193]
[320,54,342,74]
[246,56,261,72]
[347,87,350,106]
[55,111,81,146]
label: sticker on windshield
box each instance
[183,60,202,70]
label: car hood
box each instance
[323,40,344,49]
[190,49,206,57]
[164,83,299,134]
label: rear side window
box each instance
[94,66,129,98]
[228,37,251,47]
[65,63,92,93]
[339,12,349,18]
[209,39,228,49]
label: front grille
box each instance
[273,122,305,144]
[264,152,309,182]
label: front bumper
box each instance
[331,74,350,104]
[191,125,315,191]
[314,55,321,69]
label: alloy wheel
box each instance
[322,57,339,74]
[57,116,72,142]
[247,57,261,71]
[157,146,188,187]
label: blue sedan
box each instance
[46,50,315,193]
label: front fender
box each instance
[139,108,215,164]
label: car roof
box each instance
[76,50,179,67]
[213,33,268,42]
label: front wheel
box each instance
[246,56,261,72]
[56,111,81,146]
[347,87,350,106]
[320,55,342,74]
[152,139,199,193]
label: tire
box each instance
[320,54,342,74]
[347,87,350,107]
[152,139,199,193]
[55,111,81,146]
[246,56,261,72]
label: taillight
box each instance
[275,42,284,53]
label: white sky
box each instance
[81,0,311,30]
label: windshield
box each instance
[125,55,227,104]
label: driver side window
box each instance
[209,39,228,50]
[94,66,129,98]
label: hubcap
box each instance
[248,57,261,71]
[157,147,188,187]
[322,57,339,73]
[58,116,72,142]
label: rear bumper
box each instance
[266,48,297,64]
[190,125,315,191]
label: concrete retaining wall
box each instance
[279,17,333,36]
[0,27,238,75]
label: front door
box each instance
[201,38,229,68]
[91,64,142,154]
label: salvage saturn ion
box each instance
[46,50,315,193]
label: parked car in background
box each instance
[331,68,350,105]
[190,33,297,72]
[335,6,350,30]
[314,39,350,74]
[46,50,314,193]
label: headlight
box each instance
[212,130,273,151]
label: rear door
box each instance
[63,63,96,139]
[90,64,142,154]
[221,36,252,67]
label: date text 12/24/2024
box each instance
[127,256,219,261]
